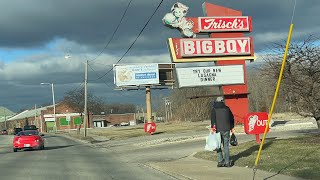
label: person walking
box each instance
[211,96,235,167]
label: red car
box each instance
[1,129,8,135]
[13,130,45,152]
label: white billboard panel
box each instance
[114,64,159,86]
[176,65,244,88]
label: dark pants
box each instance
[216,131,230,164]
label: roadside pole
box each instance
[84,60,88,137]
[34,104,37,128]
[146,86,152,123]
[255,24,294,166]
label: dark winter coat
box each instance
[211,101,235,132]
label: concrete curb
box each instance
[144,163,195,180]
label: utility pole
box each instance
[51,83,57,132]
[4,108,6,129]
[142,106,145,123]
[169,101,172,119]
[34,104,37,127]
[146,86,152,123]
[84,60,88,137]
[163,97,171,122]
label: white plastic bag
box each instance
[205,132,221,151]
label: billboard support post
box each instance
[146,86,152,123]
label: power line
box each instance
[90,0,165,81]
[88,63,114,86]
[89,0,134,63]
[65,81,85,95]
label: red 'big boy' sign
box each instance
[179,37,253,57]
[244,112,270,134]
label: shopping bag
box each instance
[205,132,221,151]
[230,133,238,146]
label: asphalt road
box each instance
[0,135,176,180]
[0,127,317,180]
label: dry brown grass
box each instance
[271,112,305,120]
[63,121,245,141]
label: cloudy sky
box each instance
[0,0,319,112]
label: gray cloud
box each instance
[1,0,320,111]
[1,0,319,51]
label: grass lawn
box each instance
[194,134,320,179]
[65,121,244,141]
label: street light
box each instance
[40,82,57,132]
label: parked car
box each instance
[120,122,129,126]
[23,125,38,131]
[14,128,23,135]
[1,129,8,135]
[13,130,44,152]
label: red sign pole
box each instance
[255,134,261,144]
[203,3,250,124]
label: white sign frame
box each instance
[114,64,159,87]
[175,65,245,88]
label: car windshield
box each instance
[18,131,38,136]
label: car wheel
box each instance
[13,148,17,152]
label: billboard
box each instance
[175,65,244,88]
[114,64,159,87]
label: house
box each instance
[0,103,158,132]
[92,115,109,128]
[0,102,84,133]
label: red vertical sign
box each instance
[203,3,250,124]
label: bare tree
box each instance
[62,87,104,133]
[103,103,136,114]
[262,35,320,129]
[169,87,218,122]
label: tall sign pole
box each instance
[146,86,152,123]
[202,3,250,124]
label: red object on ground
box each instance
[244,112,269,135]
[144,122,156,134]
[204,3,252,124]
[13,130,44,152]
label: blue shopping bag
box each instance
[205,132,221,151]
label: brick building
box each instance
[0,102,151,133]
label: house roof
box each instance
[0,106,15,116]
[4,105,54,122]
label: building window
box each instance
[60,118,69,126]
[73,117,82,125]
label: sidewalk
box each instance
[147,155,304,180]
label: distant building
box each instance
[0,103,156,132]
[0,106,16,129]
